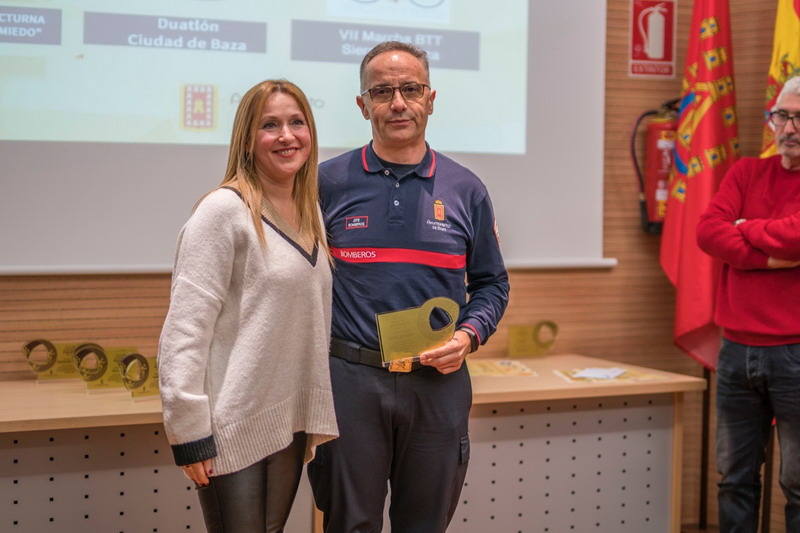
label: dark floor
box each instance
[682,526,720,532]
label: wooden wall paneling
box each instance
[0,275,170,380]
[0,0,784,528]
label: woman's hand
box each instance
[180,459,214,486]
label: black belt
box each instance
[330,338,423,372]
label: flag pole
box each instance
[700,367,710,529]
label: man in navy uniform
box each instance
[308,41,509,533]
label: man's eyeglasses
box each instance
[769,110,800,130]
[361,83,430,103]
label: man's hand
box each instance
[181,458,214,486]
[767,256,800,269]
[419,330,471,374]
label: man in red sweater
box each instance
[697,76,800,533]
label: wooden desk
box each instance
[0,381,213,532]
[471,354,705,403]
[0,354,704,433]
[1,355,705,533]
[0,381,163,433]
[459,355,705,533]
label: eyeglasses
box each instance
[769,110,800,130]
[361,82,430,103]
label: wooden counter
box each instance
[3,354,707,533]
[0,354,705,434]
[0,380,163,433]
[471,353,706,404]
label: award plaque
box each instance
[24,340,82,381]
[119,353,160,399]
[71,343,108,383]
[79,346,138,392]
[375,296,460,368]
[507,321,559,357]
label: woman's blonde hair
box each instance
[218,79,324,250]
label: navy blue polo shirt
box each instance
[319,142,509,351]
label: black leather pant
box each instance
[197,432,307,533]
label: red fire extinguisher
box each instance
[630,98,679,234]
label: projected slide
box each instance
[0,0,528,153]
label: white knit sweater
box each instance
[158,188,338,476]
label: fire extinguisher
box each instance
[638,3,667,60]
[630,98,679,234]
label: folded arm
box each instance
[696,163,769,270]
[737,211,800,261]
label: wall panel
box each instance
[0,0,781,528]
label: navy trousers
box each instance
[308,357,472,533]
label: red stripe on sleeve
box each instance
[459,322,482,345]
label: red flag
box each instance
[760,0,800,158]
[660,0,739,369]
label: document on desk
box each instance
[555,367,661,383]
[572,367,626,379]
[467,359,537,377]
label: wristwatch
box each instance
[458,327,479,353]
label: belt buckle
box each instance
[388,359,414,373]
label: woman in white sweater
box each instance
[158,79,338,532]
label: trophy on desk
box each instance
[119,352,160,399]
[507,321,559,357]
[72,344,138,391]
[23,339,83,381]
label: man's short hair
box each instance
[359,41,430,91]
[774,76,800,110]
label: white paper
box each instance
[572,367,627,379]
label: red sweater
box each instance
[697,156,800,345]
